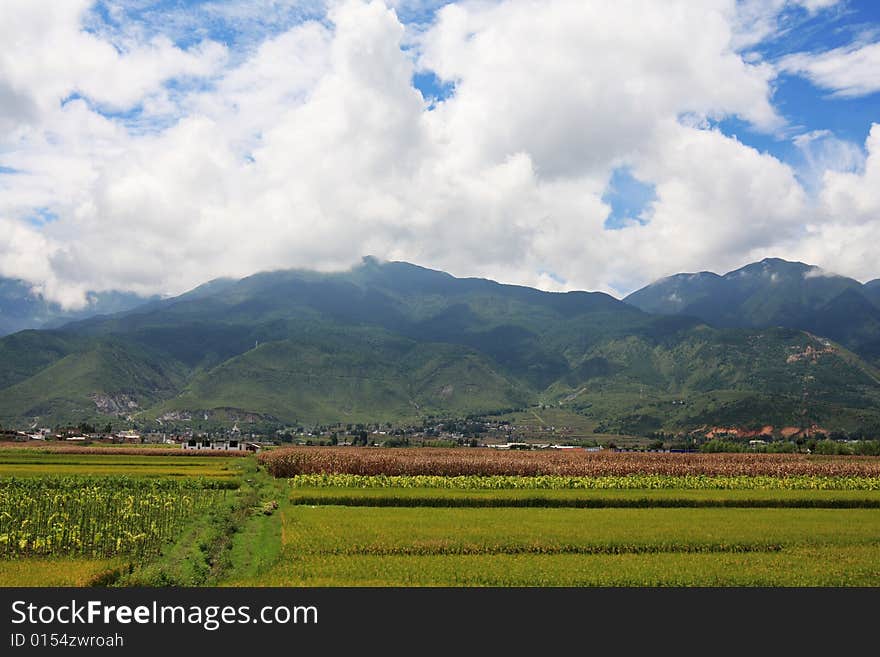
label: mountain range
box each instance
[1,256,879,436]
[625,258,880,363]
[0,277,154,337]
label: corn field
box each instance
[0,476,229,559]
[260,447,880,478]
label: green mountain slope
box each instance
[152,328,529,425]
[864,280,880,308]
[0,330,89,390]
[0,339,187,426]
[625,258,880,364]
[546,327,880,434]
[2,257,880,434]
[620,271,725,316]
[68,258,644,389]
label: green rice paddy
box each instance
[3,448,880,587]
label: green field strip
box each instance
[0,453,243,478]
[281,506,880,552]
[289,486,880,508]
[231,505,880,586]
[237,547,880,587]
[0,558,125,586]
[0,465,238,478]
[294,542,788,556]
[289,495,880,508]
[0,454,239,464]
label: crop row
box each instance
[0,475,238,490]
[287,473,880,490]
[0,445,247,457]
[262,447,880,478]
[0,477,227,558]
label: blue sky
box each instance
[84,0,327,49]
[0,0,878,305]
[727,1,879,152]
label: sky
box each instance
[0,0,879,307]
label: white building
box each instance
[182,438,246,451]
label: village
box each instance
[0,419,589,451]
[2,413,877,455]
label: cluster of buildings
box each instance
[181,437,259,452]
[9,428,145,443]
[4,427,261,452]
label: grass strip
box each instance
[289,493,880,508]
[115,461,281,586]
[242,547,880,587]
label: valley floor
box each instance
[225,491,880,587]
[2,448,880,587]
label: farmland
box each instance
[0,448,242,479]
[259,446,880,477]
[0,477,232,559]
[247,447,880,586]
[227,506,880,586]
[236,546,880,586]
[287,485,880,508]
[0,558,124,586]
[0,447,251,586]
[286,472,880,490]
[3,445,880,586]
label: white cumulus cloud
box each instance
[0,0,876,308]
[783,124,880,281]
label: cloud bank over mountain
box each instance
[0,0,877,308]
